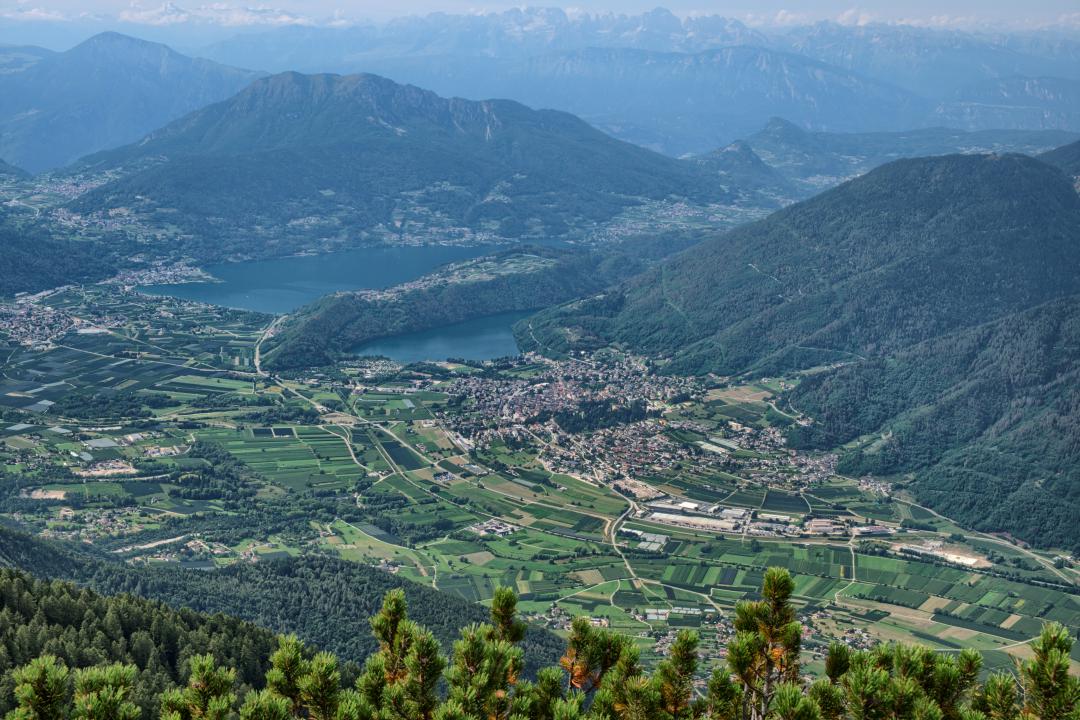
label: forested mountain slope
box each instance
[0,526,562,676]
[521,153,1080,551]
[787,296,1080,553]
[0,565,277,717]
[523,153,1080,376]
[1040,138,1080,182]
[70,71,733,259]
[0,210,118,297]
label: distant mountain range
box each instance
[0,32,262,172]
[714,119,1079,197]
[520,150,1080,552]
[69,70,734,260]
[3,16,1079,166]
[347,46,928,156]
[187,11,1080,155]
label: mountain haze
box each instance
[342,46,927,156]
[0,32,262,172]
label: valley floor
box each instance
[0,285,1077,678]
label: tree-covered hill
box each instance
[1041,138,1080,182]
[0,526,562,679]
[0,210,118,297]
[69,71,734,260]
[522,153,1080,376]
[520,153,1080,551]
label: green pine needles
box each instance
[6,568,1078,720]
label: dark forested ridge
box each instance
[69,71,733,260]
[522,153,1080,551]
[524,153,1080,376]
[0,210,118,296]
[788,296,1080,554]
[0,526,562,678]
[265,246,642,369]
[1041,138,1080,181]
[0,566,278,718]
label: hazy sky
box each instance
[2,0,1079,29]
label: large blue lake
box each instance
[140,245,489,314]
[140,245,524,362]
[351,311,530,364]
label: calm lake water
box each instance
[140,245,490,314]
[352,311,529,364]
[140,245,525,362]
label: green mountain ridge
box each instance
[523,153,1080,375]
[788,295,1080,553]
[70,71,736,260]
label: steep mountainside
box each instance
[521,153,1080,550]
[0,32,261,172]
[71,71,732,258]
[0,535,278,717]
[788,297,1080,554]
[524,153,1080,374]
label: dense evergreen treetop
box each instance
[3,565,1077,720]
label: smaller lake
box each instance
[352,311,530,364]
[139,244,489,314]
